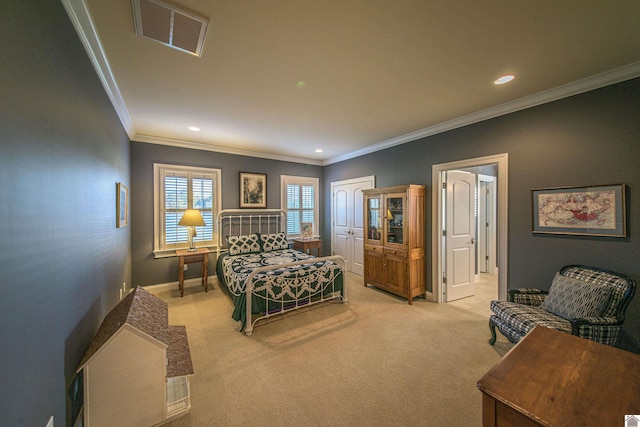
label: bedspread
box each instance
[216,249,344,329]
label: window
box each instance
[281,175,319,238]
[154,164,221,256]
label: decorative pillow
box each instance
[226,234,261,256]
[259,232,289,252]
[540,273,612,319]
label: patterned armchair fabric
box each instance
[489,265,636,347]
[508,288,548,306]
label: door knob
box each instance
[471,237,476,244]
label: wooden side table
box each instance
[293,238,322,257]
[477,326,640,427]
[176,248,209,297]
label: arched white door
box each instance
[331,176,374,275]
[445,170,476,301]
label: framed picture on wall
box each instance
[240,172,266,208]
[531,184,627,237]
[116,182,128,228]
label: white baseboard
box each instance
[144,276,219,293]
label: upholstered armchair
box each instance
[489,265,636,347]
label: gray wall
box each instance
[0,2,131,426]
[323,78,640,352]
[130,142,323,286]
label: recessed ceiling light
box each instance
[296,81,306,89]
[494,74,515,85]
[188,126,200,131]
[315,149,323,153]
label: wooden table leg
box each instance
[202,253,208,292]
[179,256,185,297]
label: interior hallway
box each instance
[448,273,499,317]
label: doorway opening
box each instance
[431,154,508,304]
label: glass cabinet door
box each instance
[386,195,404,245]
[366,195,382,242]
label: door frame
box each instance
[431,154,508,303]
[330,175,375,272]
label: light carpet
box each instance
[152,273,512,427]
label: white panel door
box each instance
[352,186,365,275]
[333,188,352,271]
[445,170,476,301]
[331,176,374,275]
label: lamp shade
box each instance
[178,209,205,226]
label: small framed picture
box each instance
[116,182,128,228]
[532,184,627,237]
[301,223,313,239]
[240,172,266,208]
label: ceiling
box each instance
[64,0,640,165]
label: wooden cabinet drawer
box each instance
[183,254,204,264]
[384,248,406,257]
[364,244,383,253]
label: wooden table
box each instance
[293,238,322,257]
[477,326,640,427]
[176,248,209,297]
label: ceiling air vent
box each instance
[132,0,209,57]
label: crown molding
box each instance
[61,0,136,138]
[323,61,640,165]
[133,134,324,166]
[61,0,639,167]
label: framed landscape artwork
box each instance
[116,182,128,228]
[240,172,266,208]
[532,184,627,237]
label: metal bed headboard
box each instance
[216,209,287,253]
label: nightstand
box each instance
[293,238,322,257]
[176,248,209,297]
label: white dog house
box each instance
[77,286,193,427]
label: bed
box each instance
[215,209,347,335]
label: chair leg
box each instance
[489,318,497,345]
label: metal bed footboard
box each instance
[216,209,348,336]
[244,255,347,336]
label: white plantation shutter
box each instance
[191,177,213,243]
[164,174,189,246]
[287,184,300,235]
[281,176,319,238]
[302,185,315,226]
[154,164,221,255]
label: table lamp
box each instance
[179,209,205,251]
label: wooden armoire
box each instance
[363,185,426,304]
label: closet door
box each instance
[331,176,374,275]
